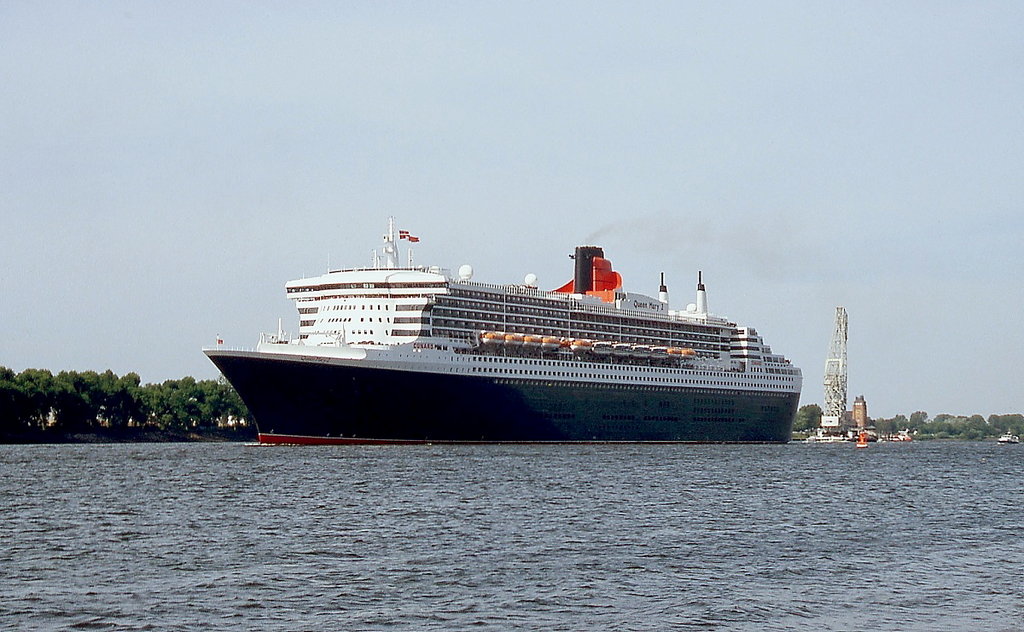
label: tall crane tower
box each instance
[821,306,848,428]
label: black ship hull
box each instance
[208,351,798,444]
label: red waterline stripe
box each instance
[256,433,780,446]
[257,433,427,445]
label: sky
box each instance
[2,2,1022,418]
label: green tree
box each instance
[95,371,145,429]
[16,368,57,429]
[0,367,30,434]
[51,370,102,432]
[793,404,822,431]
[988,414,1024,435]
[874,416,895,435]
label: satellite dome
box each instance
[524,273,538,287]
[458,264,473,281]
[686,303,697,313]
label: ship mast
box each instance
[382,217,399,268]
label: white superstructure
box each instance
[255,219,802,396]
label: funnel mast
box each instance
[696,271,709,314]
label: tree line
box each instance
[793,404,1024,440]
[0,366,252,441]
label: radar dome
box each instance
[686,303,697,313]
[458,264,473,281]
[524,273,538,287]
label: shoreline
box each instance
[0,427,256,444]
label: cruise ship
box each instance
[205,219,802,444]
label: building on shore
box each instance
[853,395,868,429]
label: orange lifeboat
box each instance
[523,335,543,348]
[541,336,561,351]
[570,338,594,353]
[504,333,525,346]
[481,331,505,346]
[680,348,697,357]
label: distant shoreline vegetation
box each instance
[792,404,1024,440]
[0,366,254,443]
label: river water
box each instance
[1,441,1021,631]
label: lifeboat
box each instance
[651,346,670,357]
[631,344,652,357]
[570,338,594,353]
[504,333,525,346]
[612,343,632,356]
[523,335,543,348]
[559,337,573,348]
[666,347,683,356]
[680,348,697,357]
[481,331,505,346]
[541,336,561,351]
[592,341,613,355]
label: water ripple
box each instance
[1,442,1022,630]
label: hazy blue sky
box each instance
[2,2,1022,418]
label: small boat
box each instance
[804,432,849,443]
[855,431,869,449]
[997,433,1020,444]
